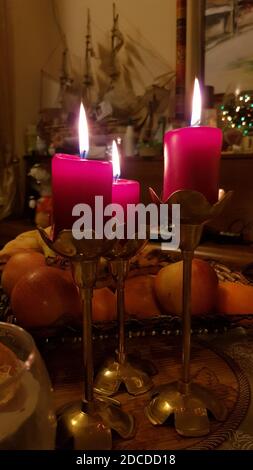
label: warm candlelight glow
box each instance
[191,78,202,127]
[79,102,89,158]
[112,140,121,179]
[218,188,225,201]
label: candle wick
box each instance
[114,174,119,182]
[80,150,86,159]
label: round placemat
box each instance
[47,335,250,450]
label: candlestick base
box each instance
[94,356,153,396]
[146,381,227,437]
[56,396,135,450]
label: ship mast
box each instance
[83,8,94,105]
[59,46,73,106]
[110,2,124,84]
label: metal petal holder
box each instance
[38,228,135,450]
[146,188,233,437]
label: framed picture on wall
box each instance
[205,0,253,94]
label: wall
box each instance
[9,0,61,157]
[9,0,176,159]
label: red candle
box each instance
[163,79,222,204]
[111,141,140,215]
[52,104,113,237]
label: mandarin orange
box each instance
[11,266,80,328]
[217,281,253,315]
[2,252,46,296]
[124,275,160,319]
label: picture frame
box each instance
[205,1,253,94]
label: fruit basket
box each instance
[1,244,253,346]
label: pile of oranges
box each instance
[1,244,253,330]
[1,252,116,328]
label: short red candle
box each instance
[163,79,222,204]
[112,178,140,212]
[111,141,140,216]
[52,154,113,236]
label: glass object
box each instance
[0,322,56,449]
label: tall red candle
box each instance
[52,104,113,237]
[52,155,112,236]
[163,79,222,204]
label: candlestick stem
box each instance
[82,287,93,404]
[181,250,193,388]
[112,259,128,364]
[146,223,227,435]
[78,261,97,409]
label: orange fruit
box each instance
[1,252,46,296]
[11,266,81,328]
[154,259,218,316]
[92,288,117,323]
[74,287,116,323]
[124,275,160,319]
[217,281,253,315]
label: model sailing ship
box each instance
[38,3,175,156]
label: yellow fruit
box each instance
[124,275,160,319]
[154,258,218,316]
[0,239,42,263]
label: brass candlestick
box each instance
[94,237,154,396]
[146,189,233,437]
[38,228,135,450]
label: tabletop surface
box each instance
[205,327,253,450]
[41,327,253,450]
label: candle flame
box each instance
[218,188,225,201]
[191,78,201,127]
[112,140,121,179]
[79,102,89,158]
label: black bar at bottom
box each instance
[0,450,252,468]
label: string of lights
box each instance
[220,92,253,136]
